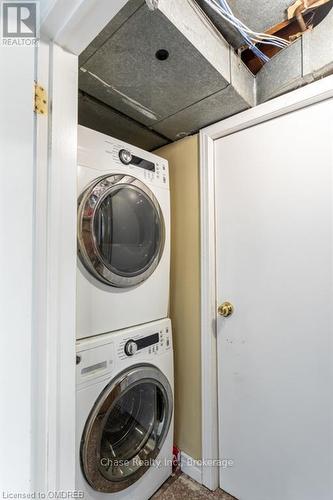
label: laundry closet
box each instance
[74,2,211,497]
[5,0,333,498]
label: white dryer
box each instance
[76,318,174,500]
[77,126,170,339]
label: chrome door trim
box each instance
[80,364,173,493]
[77,174,165,287]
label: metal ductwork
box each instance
[78,0,254,149]
[78,0,333,150]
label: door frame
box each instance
[33,0,128,491]
[199,74,333,491]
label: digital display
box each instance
[131,154,155,172]
[136,333,159,350]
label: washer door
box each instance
[81,365,173,493]
[78,175,165,287]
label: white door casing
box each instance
[200,75,333,491]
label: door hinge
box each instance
[34,83,48,115]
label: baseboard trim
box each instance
[180,452,203,484]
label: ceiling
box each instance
[78,0,333,151]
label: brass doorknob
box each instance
[218,302,234,318]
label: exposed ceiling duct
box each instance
[78,0,333,151]
[78,0,254,150]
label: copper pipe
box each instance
[295,0,321,32]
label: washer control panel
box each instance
[118,325,172,360]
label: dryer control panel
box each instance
[77,126,169,189]
[117,324,172,360]
[107,143,168,187]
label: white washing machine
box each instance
[77,126,170,339]
[76,318,174,500]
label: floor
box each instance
[152,471,237,500]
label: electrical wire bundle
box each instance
[202,0,291,63]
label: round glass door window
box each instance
[81,365,173,493]
[78,175,165,287]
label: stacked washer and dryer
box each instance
[76,125,173,500]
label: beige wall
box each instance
[155,135,201,460]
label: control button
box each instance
[166,339,170,347]
[119,149,132,165]
[124,340,138,356]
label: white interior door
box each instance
[215,99,333,500]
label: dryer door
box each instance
[81,365,173,493]
[78,174,165,287]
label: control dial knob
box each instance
[119,149,132,165]
[124,340,138,356]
